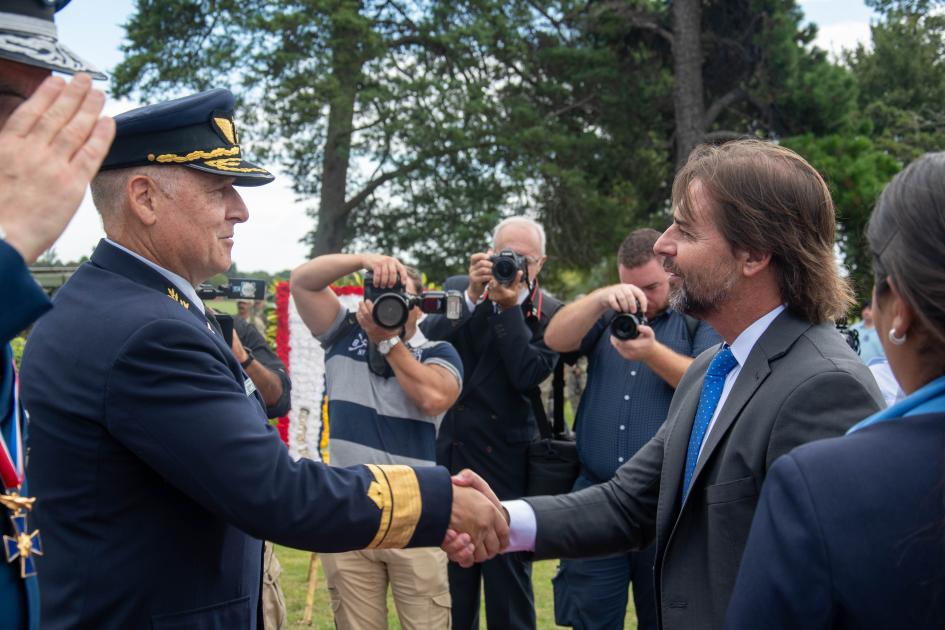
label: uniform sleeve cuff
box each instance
[408,465,452,547]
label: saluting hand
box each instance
[0,74,115,264]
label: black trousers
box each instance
[449,551,536,630]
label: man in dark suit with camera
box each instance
[422,216,562,629]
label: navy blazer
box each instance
[0,239,50,630]
[20,240,451,629]
[422,275,561,500]
[726,413,945,630]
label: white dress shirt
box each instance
[502,304,786,553]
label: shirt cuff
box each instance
[502,499,537,553]
[464,291,477,314]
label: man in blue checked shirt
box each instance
[543,228,720,630]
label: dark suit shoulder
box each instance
[729,414,945,629]
[538,289,564,320]
[789,412,945,478]
[54,262,207,335]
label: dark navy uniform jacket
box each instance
[0,239,48,630]
[726,412,945,630]
[20,240,451,629]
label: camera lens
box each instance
[492,258,517,285]
[611,313,643,340]
[372,294,408,329]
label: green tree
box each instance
[114,0,522,280]
[847,0,945,161]
[783,0,945,310]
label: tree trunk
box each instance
[311,3,364,256]
[672,0,705,170]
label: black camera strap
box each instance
[529,360,568,440]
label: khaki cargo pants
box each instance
[322,546,451,629]
[262,541,287,630]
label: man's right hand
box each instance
[0,74,115,264]
[361,253,409,289]
[595,283,648,316]
[466,251,493,303]
[445,472,509,567]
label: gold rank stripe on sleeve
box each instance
[365,464,422,549]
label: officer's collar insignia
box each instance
[167,286,190,310]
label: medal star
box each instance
[3,512,43,579]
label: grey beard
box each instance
[668,278,734,319]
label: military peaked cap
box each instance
[101,88,275,187]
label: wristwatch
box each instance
[377,336,401,356]
[240,347,255,369]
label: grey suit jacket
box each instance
[525,310,883,630]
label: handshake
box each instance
[441,469,510,567]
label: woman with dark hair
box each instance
[725,152,945,629]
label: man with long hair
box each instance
[448,140,885,630]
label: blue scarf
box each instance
[848,374,945,434]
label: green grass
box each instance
[274,545,637,629]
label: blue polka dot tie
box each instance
[682,345,738,498]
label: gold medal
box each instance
[1,492,42,579]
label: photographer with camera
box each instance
[421,216,564,630]
[291,252,465,629]
[542,228,720,630]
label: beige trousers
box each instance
[321,547,451,629]
[261,541,287,630]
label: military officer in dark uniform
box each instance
[20,89,507,629]
[0,2,113,629]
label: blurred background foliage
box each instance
[109,0,945,310]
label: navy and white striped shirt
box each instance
[319,308,463,468]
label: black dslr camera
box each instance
[196,278,268,346]
[363,271,463,329]
[610,300,648,340]
[836,317,860,354]
[490,249,529,286]
[197,278,268,302]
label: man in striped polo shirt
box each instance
[291,252,464,629]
